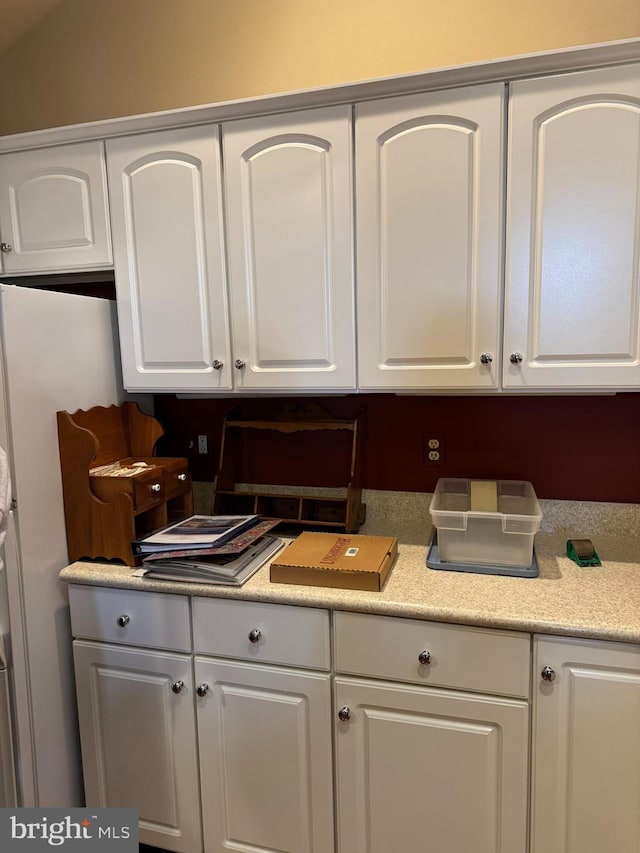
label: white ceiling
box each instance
[0,0,64,57]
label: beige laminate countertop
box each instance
[59,492,640,644]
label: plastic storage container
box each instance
[429,479,542,568]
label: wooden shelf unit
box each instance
[212,412,365,533]
[57,402,193,566]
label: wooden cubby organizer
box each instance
[57,402,193,566]
[212,408,365,533]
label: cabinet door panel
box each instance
[335,676,528,853]
[224,107,355,390]
[356,85,504,389]
[0,141,112,273]
[505,63,640,388]
[107,126,230,391]
[73,641,201,853]
[196,657,334,853]
[532,636,640,853]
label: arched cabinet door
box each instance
[356,84,505,390]
[107,126,231,392]
[0,141,112,274]
[223,106,355,391]
[505,63,640,390]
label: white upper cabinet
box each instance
[107,126,231,392]
[356,84,505,390]
[505,63,640,389]
[0,141,112,274]
[223,106,356,391]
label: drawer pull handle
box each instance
[248,628,262,644]
[212,359,223,370]
[338,706,351,722]
[116,614,130,627]
[510,352,523,365]
[171,680,184,694]
[479,353,493,365]
[177,473,187,481]
[235,359,246,369]
[0,242,12,253]
[150,483,162,493]
[541,665,556,682]
[418,650,432,666]
[196,683,209,697]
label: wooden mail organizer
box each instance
[57,402,193,566]
[212,408,365,533]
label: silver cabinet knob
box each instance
[510,353,523,365]
[338,706,351,722]
[171,680,184,694]
[150,483,161,492]
[0,242,12,253]
[480,353,493,365]
[418,650,432,666]
[212,359,223,370]
[196,683,209,697]
[248,628,262,644]
[177,473,187,481]
[234,359,246,369]
[541,665,556,682]
[116,614,130,627]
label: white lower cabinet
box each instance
[194,657,334,853]
[333,612,530,853]
[71,584,640,853]
[191,597,334,853]
[72,640,202,853]
[335,677,528,853]
[531,635,640,853]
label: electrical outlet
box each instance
[424,434,444,465]
[197,435,208,454]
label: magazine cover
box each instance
[133,514,259,553]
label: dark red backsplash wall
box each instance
[153,393,640,503]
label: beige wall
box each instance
[1,0,639,135]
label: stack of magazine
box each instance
[133,515,284,586]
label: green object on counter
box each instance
[566,539,601,568]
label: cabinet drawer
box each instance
[193,598,330,671]
[68,585,191,651]
[334,611,530,697]
[89,466,165,512]
[163,460,191,499]
[133,470,166,510]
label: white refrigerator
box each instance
[0,283,128,807]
